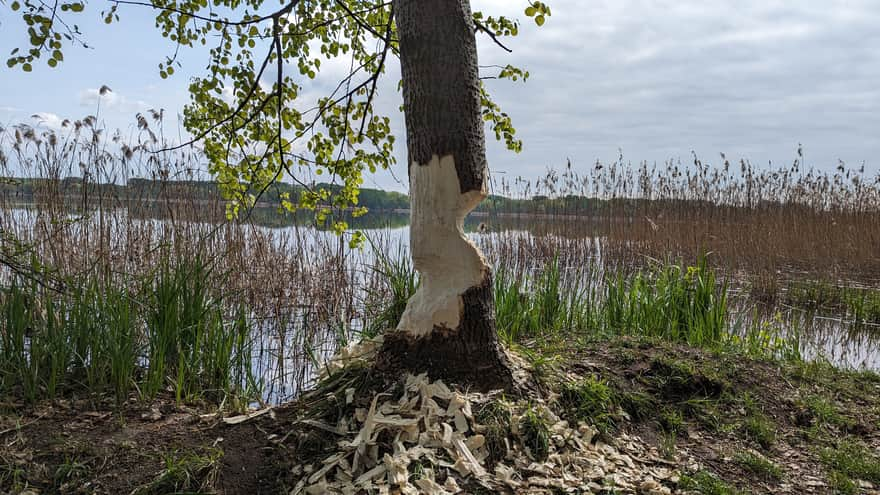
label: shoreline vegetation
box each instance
[1,121,879,493]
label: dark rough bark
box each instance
[393,0,487,193]
[378,0,512,390]
[376,273,513,392]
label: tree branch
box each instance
[474,19,512,53]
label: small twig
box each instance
[0,412,48,437]
[474,19,512,53]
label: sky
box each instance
[1,0,879,193]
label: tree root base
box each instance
[375,274,515,392]
[375,330,514,393]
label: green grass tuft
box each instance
[679,470,744,495]
[558,375,616,433]
[519,404,551,462]
[133,448,223,495]
[475,398,514,465]
[735,451,782,481]
[743,413,776,450]
[820,439,880,489]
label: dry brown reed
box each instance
[2,114,879,395]
[0,114,386,400]
[488,151,880,286]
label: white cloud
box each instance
[464,0,880,179]
[30,112,65,131]
[221,86,236,105]
[78,87,150,115]
[709,24,815,45]
[11,0,873,193]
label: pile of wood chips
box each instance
[289,340,683,494]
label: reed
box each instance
[0,259,257,407]
[602,255,728,347]
[1,115,877,406]
[487,152,880,283]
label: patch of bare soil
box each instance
[0,395,294,494]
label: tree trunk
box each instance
[376,0,512,391]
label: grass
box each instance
[735,451,782,481]
[558,375,616,433]
[659,407,685,435]
[0,454,28,493]
[679,470,745,495]
[361,240,418,338]
[604,255,728,348]
[518,403,551,462]
[133,448,223,495]
[1,115,877,410]
[828,471,860,495]
[0,232,816,414]
[742,411,776,450]
[785,281,880,324]
[495,256,595,345]
[0,257,258,408]
[617,390,657,422]
[491,152,880,282]
[819,439,880,491]
[495,253,796,362]
[800,394,851,430]
[474,398,514,464]
[53,456,90,488]
[1,118,880,495]
[647,357,726,401]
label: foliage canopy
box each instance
[6,0,550,243]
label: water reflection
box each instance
[5,206,880,404]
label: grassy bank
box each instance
[0,244,870,408]
[1,334,877,494]
[1,235,878,494]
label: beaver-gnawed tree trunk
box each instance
[375,0,513,391]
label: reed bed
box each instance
[0,115,387,405]
[487,152,880,283]
[0,116,878,406]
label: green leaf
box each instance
[47,58,57,67]
[22,62,32,72]
[11,1,20,11]
[125,1,540,241]
[6,58,15,68]
[70,3,84,12]
[535,15,545,26]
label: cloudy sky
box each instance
[2,0,878,192]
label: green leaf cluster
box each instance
[524,1,551,27]
[6,0,551,244]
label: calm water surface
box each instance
[5,207,880,403]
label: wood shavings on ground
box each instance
[289,372,681,494]
[318,336,385,381]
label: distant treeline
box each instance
[0,177,809,223]
[1,176,787,218]
[0,177,411,212]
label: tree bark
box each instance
[376,0,512,391]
